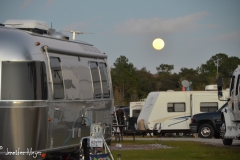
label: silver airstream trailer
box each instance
[0,20,114,160]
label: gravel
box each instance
[110,143,174,150]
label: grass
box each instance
[109,140,240,160]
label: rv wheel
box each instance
[198,124,214,138]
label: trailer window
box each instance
[99,63,110,98]
[90,62,101,98]
[50,57,64,99]
[132,109,141,118]
[1,61,48,100]
[200,102,218,112]
[167,103,185,112]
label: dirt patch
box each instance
[110,143,174,150]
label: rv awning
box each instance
[42,45,107,59]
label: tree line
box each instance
[111,53,240,106]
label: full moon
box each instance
[152,38,165,50]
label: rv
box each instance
[113,99,145,132]
[130,99,145,118]
[127,99,145,130]
[0,20,114,160]
[218,65,240,145]
[137,85,228,134]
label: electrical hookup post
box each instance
[85,123,114,160]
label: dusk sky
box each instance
[0,0,239,73]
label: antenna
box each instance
[61,30,93,40]
[181,80,192,91]
[181,80,192,88]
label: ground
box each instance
[110,143,174,150]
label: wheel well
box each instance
[197,120,213,132]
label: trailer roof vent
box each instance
[205,85,217,91]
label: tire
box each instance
[223,138,233,145]
[198,124,214,138]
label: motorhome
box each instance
[0,20,114,160]
[137,85,228,134]
[218,65,240,145]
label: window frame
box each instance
[99,62,110,98]
[50,57,64,99]
[1,61,48,100]
[89,61,110,99]
[90,61,102,98]
[167,103,186,112]
[200,102,218,112]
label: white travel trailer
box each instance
[0,20,114,160]
[218,65,240,145]
[129,99,145,118]
[127,99,145,130]
[137,86,228,134]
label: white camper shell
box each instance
[137,89,228,134]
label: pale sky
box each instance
[0,0,239,73]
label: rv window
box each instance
[90,62,102,98]
[230,76,235,96]
[99,63,110,98]
[18,28,48,34]
[132,109,141,118]
[167,103,185,112]
[50,57,64,99]
[1,61,48,100]
[200,102,218,112]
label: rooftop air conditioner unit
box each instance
[4,19,49,30]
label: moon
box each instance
[152,38,165,50]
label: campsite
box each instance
[1,1,240,160]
